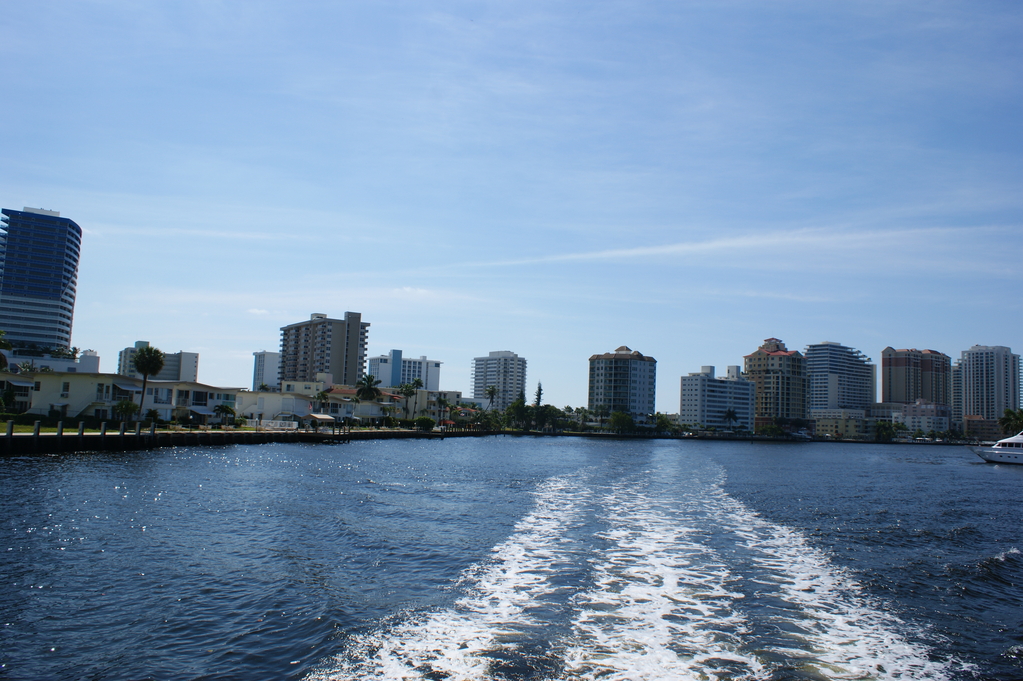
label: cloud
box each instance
[473,225,1014,275]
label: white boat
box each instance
[969,430,1023,464]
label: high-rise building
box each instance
[951,361,964,427]
[0,207,82,349]
[744,338,807,421]
[679,366,754,430]
[587,346,657,420]
[368,350,442,390]
[881,347,951,405]
[118,341,199,382]
[804,341,876,415]
[279,312,369,386]
[252,351,280,391]
[955,345,1020,428]
[471,350,527,412]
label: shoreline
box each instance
[1,424,973,457]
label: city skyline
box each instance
[2,3,1020,411]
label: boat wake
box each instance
[307,469,968,680]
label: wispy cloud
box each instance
[88,225,278,240]
[475,226,977,267]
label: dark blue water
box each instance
[1,437,1020,680]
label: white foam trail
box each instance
[715,488,962,680]
[562,484,765,680]
[306,475,586,680]
[308,464,967,681]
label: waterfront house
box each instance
[13,371,240,424]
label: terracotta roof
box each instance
[588,346,656,362]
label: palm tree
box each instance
[0,330,11,370]
[346,396,361,425]
[409,378,424,418]
[315,390,330,413]
[132,346,165,419]
[355,374,382,402]
[397,383,416,419]
[999,408,1023,435]
[574,406,590,424]
[723,408,738,431]
[485,385,499,412]
[113,399,140,421]
[213,403,235,425]
[437,396,450,428]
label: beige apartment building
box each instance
[743,338,807,423]
[279,312,369,387]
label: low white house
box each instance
[141,380,241,423]
[11,371,241,424]
[234,384,404,425]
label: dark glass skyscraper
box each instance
[0,207,82,349]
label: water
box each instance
[1,437,1020,680]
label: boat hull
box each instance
[969,446,1023,465]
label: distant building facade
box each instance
[368,349,442,390]
[2,348,100,374]
[893,399,950,434]
[804,341,875,415]
[814,411,871,440]
[951,361,964,428]
[252,351,280,391]
[587,346,657,421]
[743,338,807,421]
[679,365,754,431]
[279,312,369,386]
[954,345,1020,430]
[881,347,951,406]
[0,207,83,349]
[471,350,527,412]
[118,341,199,382]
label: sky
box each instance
[2,1,1020,412]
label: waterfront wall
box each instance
[3,420,964,457]
[1,420,476,456]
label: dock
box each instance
[1,420,468,456]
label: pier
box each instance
[1,420,465,456]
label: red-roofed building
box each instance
[744,338,808,423]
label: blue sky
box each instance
[3,1,1020,411]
